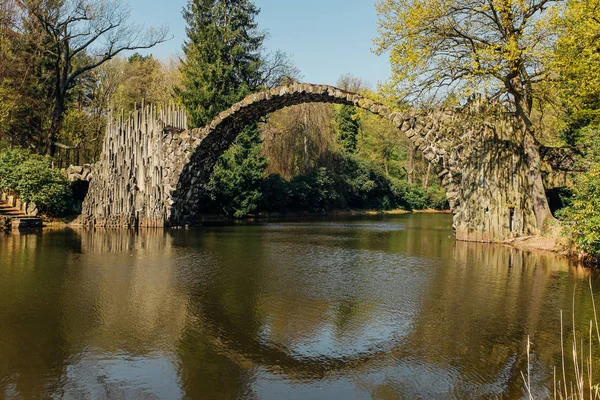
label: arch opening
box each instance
[167,84,447,226]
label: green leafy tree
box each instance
[289,168,340,213]
[204,125,266,217]
[18,0,167,155]
[335,105,359,154]
[374,0,560,230]
[560,127,600,261]
[111,54,182,113]
[553,0,600,144]
[0,1,54,151]
[334,74,368,155]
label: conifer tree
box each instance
[178,0,264,128]
[179,0,267,217]
[335,105,359,154]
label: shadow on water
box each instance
[0,214,597,399]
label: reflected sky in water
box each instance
[0,214,597,399]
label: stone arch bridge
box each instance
[74,83,570,242]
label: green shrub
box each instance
[391,180,449,211]
[0,148,72,216]
[290,168,340,212]
[260,174,290,213]
[202,124,266,218]
[392,181,425,210]
[336,156,398,210]
[426,185,450,210]
[560,126,600,261]
[0,147,31,193]
[202,150,450,217]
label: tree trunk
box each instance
[523,131,554,231]
[48,94,66,157]
[511,91,555,232]
[423,162,431,189]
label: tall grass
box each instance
[523,279,600,399]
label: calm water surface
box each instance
[0,214,598,399]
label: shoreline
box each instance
[43,208,452,227]
[19,210,597,267]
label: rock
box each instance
[75,82,553,243]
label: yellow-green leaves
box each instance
[374,0,561,104]
[553,0,600,117]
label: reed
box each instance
[523,279,600,399]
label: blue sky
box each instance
[127,0,391,88]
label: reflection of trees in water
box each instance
[0,231,74,399]
[0,229,190,398]
[383,242,587,399]
[1,223,598,399]
[170,221,435,391]
[64,228,188,355]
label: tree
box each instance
[179,0,277,217]
[552,0,600,143]
[334,74,369,155]
[560,126,600,262]
[261,103,336,178]
[204,125,266,217]
[179,0,300,217]
[178,0,264,129]
[374,0,561,230]
[17,0,168,156]
[0,1,54,150]
[112,54,181,113]
[335,105,359,154]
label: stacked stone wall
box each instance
[77,105,187,227]
[77,83,553,242]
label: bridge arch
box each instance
[165,83,454,225]
[79,82,543,242]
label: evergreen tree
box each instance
[335,105,359,154]
[205,125,267,218]
[179,0,267,217]
[178,0,265,128]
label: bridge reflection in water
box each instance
[0,214,594,399]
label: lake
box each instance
[0,214,597,399]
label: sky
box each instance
[127,0,391,88]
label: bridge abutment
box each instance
[77,83,546,243]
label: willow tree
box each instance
[374,0,561,230]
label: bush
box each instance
[260,174,290,213]
[202,151,450,217]
[202,124,266,218]
[0,148,72,216]
[289,168,340,212]
[426,185,450,210]
[560,126,600,261]
[0,147,30,193]
[253,155,450,216]
[391,180,449,211]
[336,156,398,210]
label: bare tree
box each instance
[17,0,169,155]
[256,49,301,89]
[336,73,370,93]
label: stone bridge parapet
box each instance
[75,82,573,242]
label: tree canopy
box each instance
[374,0,560,122]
